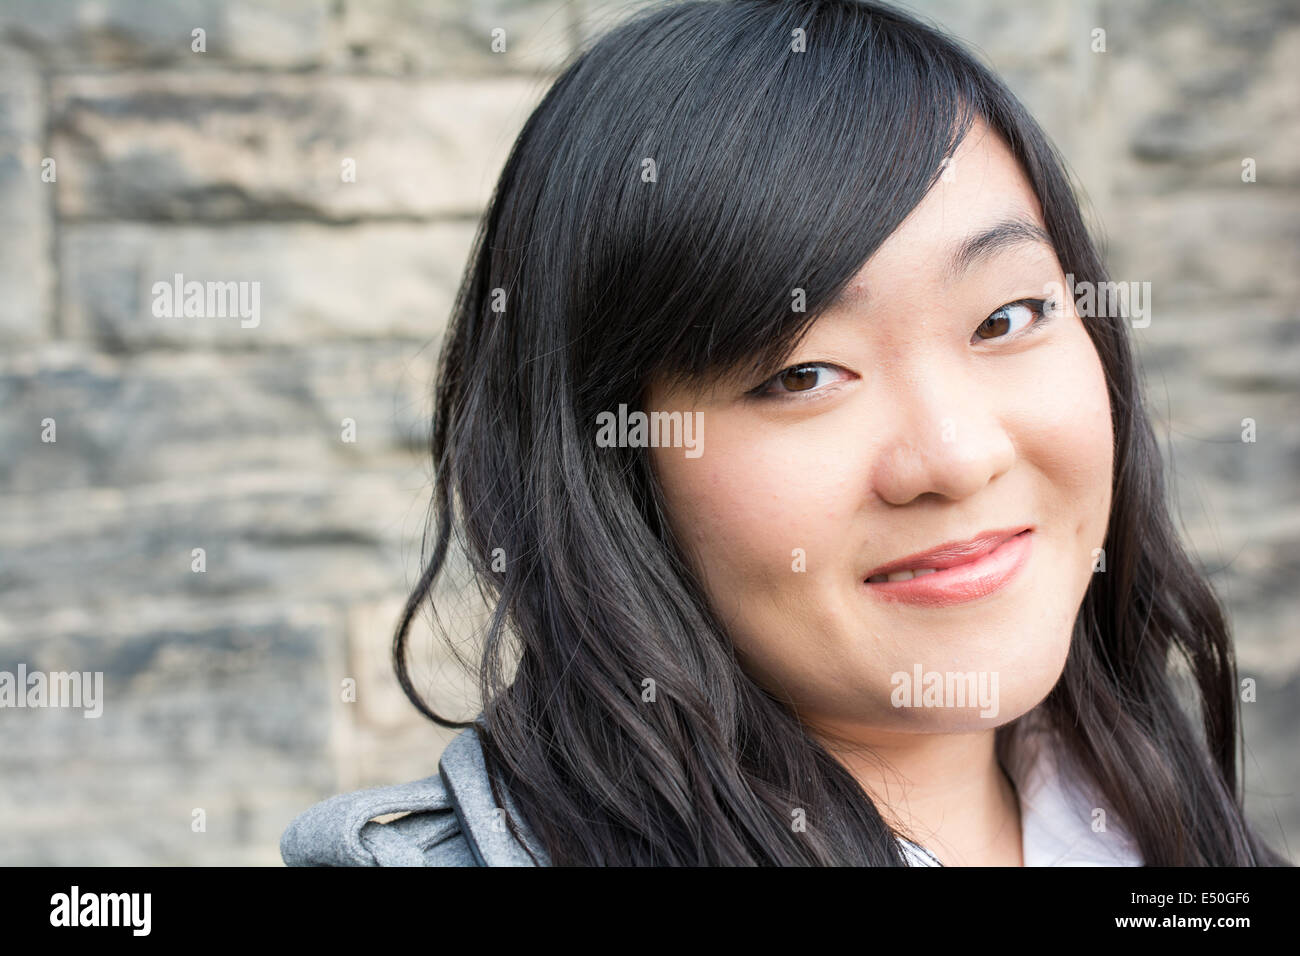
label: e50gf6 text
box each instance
[1132,892,1250,907]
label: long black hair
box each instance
[393,0,1288,865]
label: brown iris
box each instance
[779,366,820,391]
[974,313,1011,339]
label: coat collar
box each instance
[438,721,551,866]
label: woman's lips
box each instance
[863,529,1034,607]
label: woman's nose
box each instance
[869,372,1017,506]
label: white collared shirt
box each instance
[897,720,1144,867]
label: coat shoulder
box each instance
[280,769,478,867]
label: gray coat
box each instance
[280,722,550,866]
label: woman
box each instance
[280,0,1288,866]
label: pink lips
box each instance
[862,527,1034,607]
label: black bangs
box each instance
[546,0,987,407]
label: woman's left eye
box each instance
[972,298,1052,342]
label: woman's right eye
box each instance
[754,363,851,397]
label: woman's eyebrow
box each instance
[946,216,1055,283]
[827,216,1055,312]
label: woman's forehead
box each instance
[833,125,1050,300]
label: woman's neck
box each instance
[809,722,1025,866]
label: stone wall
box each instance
[0,0,1295,864]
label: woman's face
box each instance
[644,118,1114,741]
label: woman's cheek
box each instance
[652,417,860,658]
[1014,326,1114,581]
[666,420,841,561]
